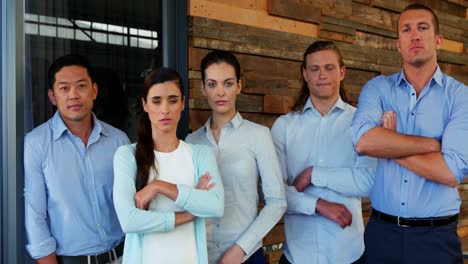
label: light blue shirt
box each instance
[24,111,130,259]
[112,143,224,264]
[352,66,468,218]
[186,113,286,263]
[271,98,376,264]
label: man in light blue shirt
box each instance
[271,41,375,264]
[24,54,129,263]
[352,4,468,263]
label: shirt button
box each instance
[411,93,415,96]
[404,180,408,183]
[401,202,405,205]
[411,113,414,116]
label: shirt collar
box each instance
[302,97,347,114]
[203,112,243,132]
[397,65,443,88]
[51,111,105,141]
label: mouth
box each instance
[159,118,172,124]
[215,100,228,105]
[68,104,82,110]
[317,83,331,87]
[410,46,423,51]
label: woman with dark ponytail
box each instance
[113,67,224,264]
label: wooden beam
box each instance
[269,0,321,24]
[189,0,319,37]
[319,30,355,43]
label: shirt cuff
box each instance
[236,237,259,257]
[286,186,318,215]
[26,237,56,259]
[175,184,192,209]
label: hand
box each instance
[134,180,159,210]
[292,166,313,192]
[36,252,59,264]
[381,111,396,131]
[197,172,215,191]
[218,244,244,264]
[315,198,352,228]
[175,211,196,225]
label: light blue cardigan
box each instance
[113,143,224,264]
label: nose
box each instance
[160,101,170,114]
[410,29,421,41]
[216,85,225,97]
[319,68,327,79]
[68,85,79,100]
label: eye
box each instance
[206,81,216,89]
[77,84,87,89]
[59,86,69,91]
[151,99,161,105]
[225,81,235,88]
[419,25,429,31]
[401,27,409,33]
[325,65,336,71]
[169,98,179,104]
[309,66,319,71]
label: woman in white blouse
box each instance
[113,67,224,264]
[186,50,286,264]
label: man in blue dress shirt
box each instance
[24,54,129,264]
[272,41,376,264]
[352,4,468,263]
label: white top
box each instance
[141,141,198,264]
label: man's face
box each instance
[396,9,442,67]
[48,65,97,125]
[302,50,345,103]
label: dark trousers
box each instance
[279,253,365,264]
[364,217,462,264]
[243,248,266,264]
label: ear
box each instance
[141,97,148,112]
[395,38,401,53]
[339,66,346,81]
[237,79,242,95]
[92,82,98,100]
[200,80,207,96]
[435,34,443,50]
[48,89,57,105]
[302,67,308,83]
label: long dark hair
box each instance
[135,67,184,191]
[292,41,351,112]
[200,50,241,83]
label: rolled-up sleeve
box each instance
[24,135,57,259]
[351,76,387,147]
[440,83,468,183]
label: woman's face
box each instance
[142,80,184,134]
[202,62,241,116]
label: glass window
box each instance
[24,0,164,141]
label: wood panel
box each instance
[269,0,321,24]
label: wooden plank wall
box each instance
[188,0,468,263]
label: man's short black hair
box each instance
[47,54,96,89]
